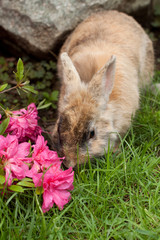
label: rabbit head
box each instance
[52,52,117,168]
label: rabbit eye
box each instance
[89,130,95,139]
[82,129,95,144]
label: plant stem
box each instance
[0,85,17,94]
[0,105,8,117]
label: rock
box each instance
[0,0,152,58]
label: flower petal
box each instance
[42,190,54,213]
[16,142,30,158]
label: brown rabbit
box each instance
[52,10,154,168]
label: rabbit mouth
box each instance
[62,158,77,169]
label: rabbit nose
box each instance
[62,158,76,169]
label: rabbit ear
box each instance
[60,52,81,94]
[89,55,116,105]
[102,55,116,99]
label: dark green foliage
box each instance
[0,57,59,121]
[151,1,160,28]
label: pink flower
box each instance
[32,165,74,213]
[32,135,62,167]
[26,135,74,212]
[5,103,42,142]
[42,166,74,212]
[43,167,74,212]
[0,114,74,213]
[0,134,30,186]
[27,135,63,187]
[27,135,62,179]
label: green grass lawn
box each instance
[0,71,160,240]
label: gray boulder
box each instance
[0,0,152,57]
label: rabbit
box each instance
[52,10,154,168]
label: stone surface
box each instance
[0,0,152,57]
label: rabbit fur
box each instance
[52,10,154,168]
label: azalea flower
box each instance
[42,166,74,212]
[26,135,74,212]
[32,135,62,168]
[32,164,74,213]
[0,104,74,213]
[5,103,42,142]
[0,134,30,186]
[27,135,62,179]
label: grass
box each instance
[0,71,160,240]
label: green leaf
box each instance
[22,80,30,85]
[0,117,10,135]
[16,58,24,82]
[0,169,5,175]
[0,103,5,110]
[52,103,57,109]
[8,185,24,192]
[51,103,57,109]
[51,90,59,101]
[37,99,46,108]
[12,178,19,182]
[49,60,57,70]
[20,177,34,182]
[154,2,160,16]
[17,180,35,188]
[22,85,38,94]
[42,92,50,99]
[151,16,160,28]
[35,186,44,195]
[0,57,5,65]
[13,71,18,80]
[16,87,21,95]
[37,102,52,110]
[0,83,8,92]
[0,175,5,185]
